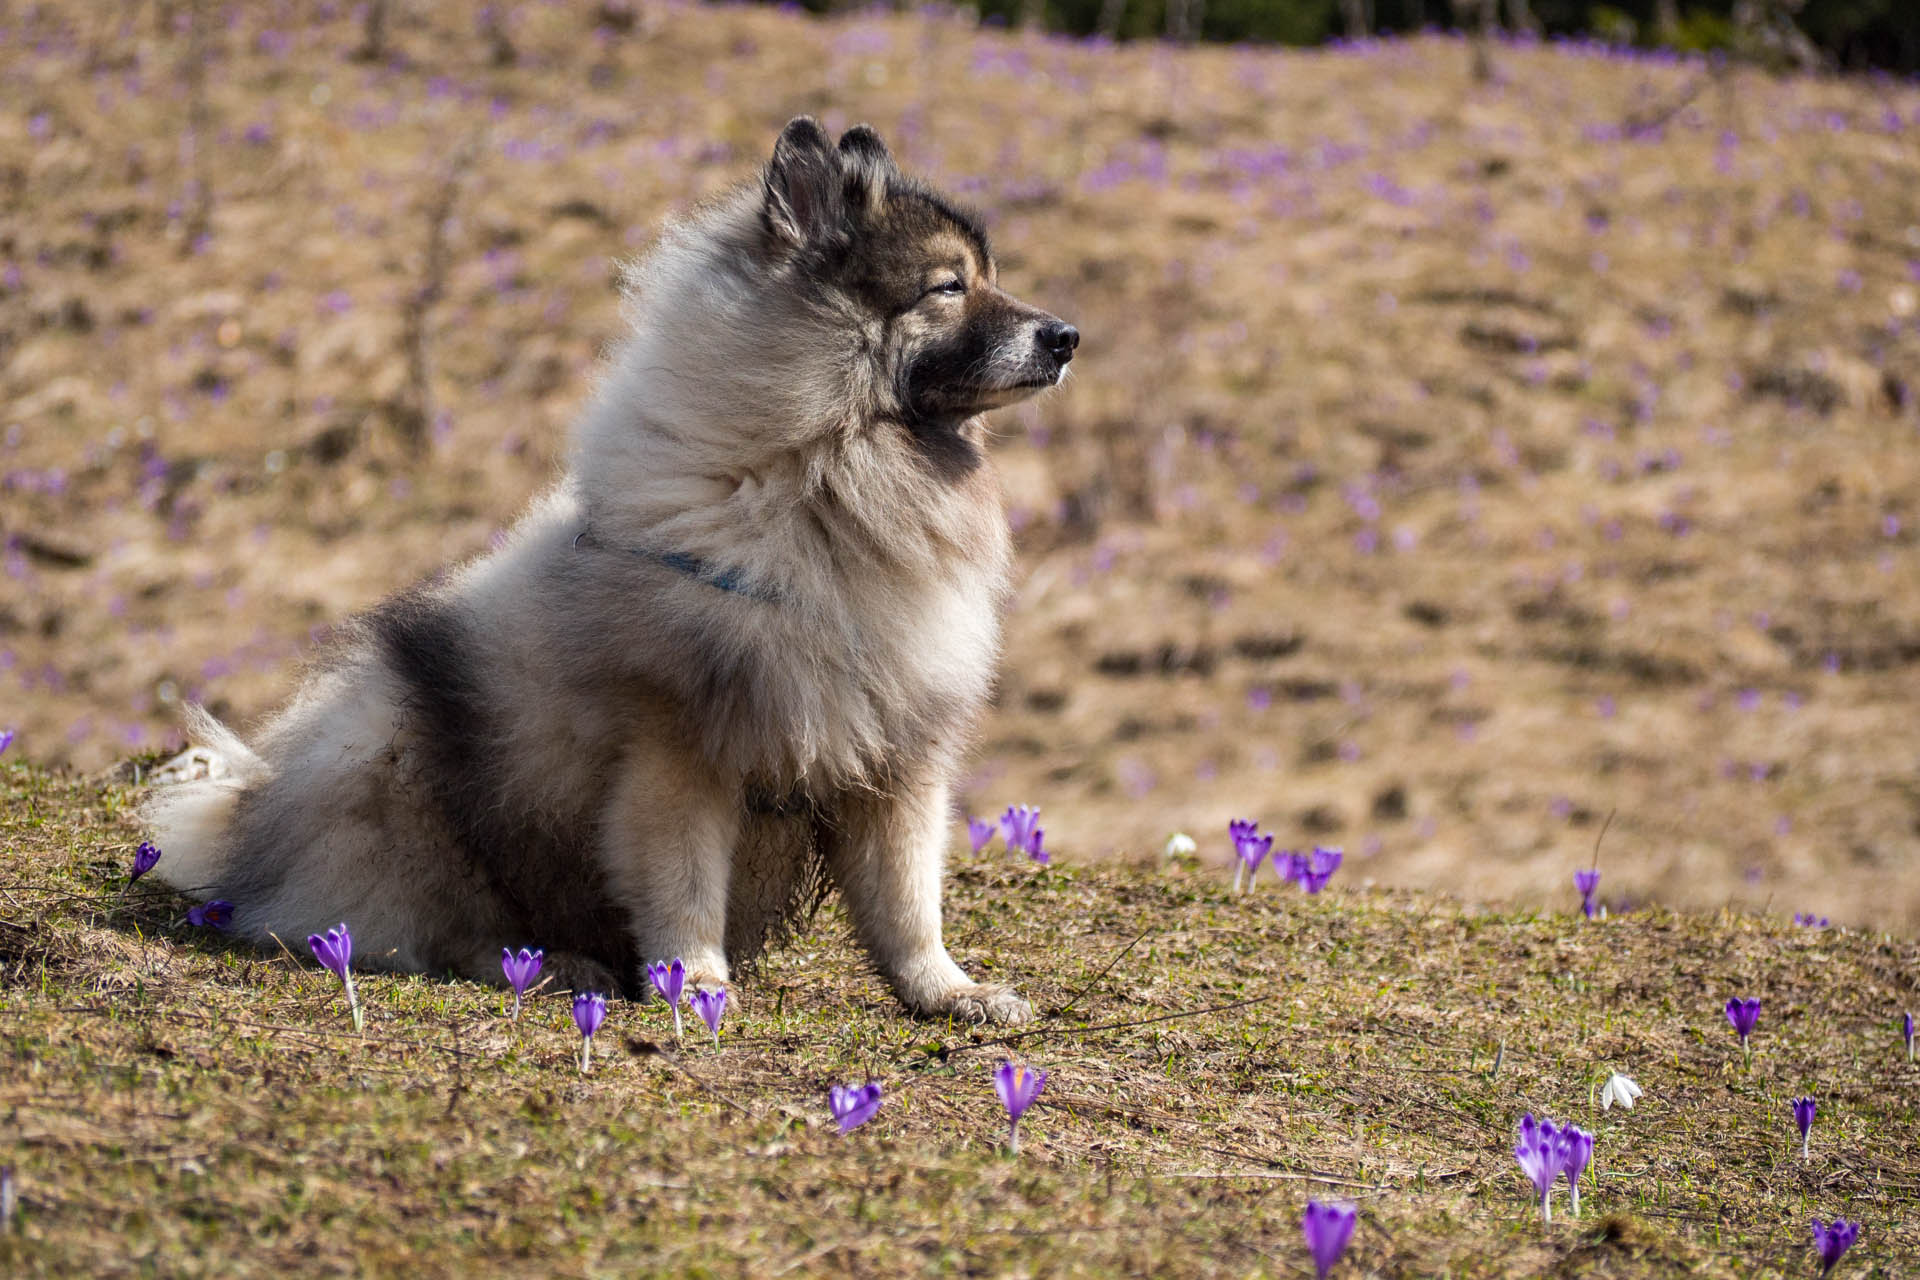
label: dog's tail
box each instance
[138,705,271,897]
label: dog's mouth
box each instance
[901,329,1075,424]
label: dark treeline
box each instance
[781,0,1920,72]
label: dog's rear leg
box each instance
[825,773,1031,1026]
[593,735,739,991]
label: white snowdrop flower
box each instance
[1164,832,1197,858]
[1600,1072,1644,1112]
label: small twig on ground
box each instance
[1047,926,1152,1022]
[177,0,214,254]
[984,993,1275,1053]
[626,1040,758,1119]
[1158,1169,1387,1190]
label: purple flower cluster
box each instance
[993,1058,1047,1153]
[1811,1218,1860,1276]
[1300,1201,1357,1279]
[1228,818,1271,892]
[648,957,687,1038]
[1279,846,1343,894]
[689,987,728,1046]
[1725,996,1762,1065]
[828,1081,884,1134]
[501,947,543,1021]
[1573,868,1600,919]
[186,899,233,929]
[573,991,607,1073]
[308,922,361,1033]
[998,805,1048,863]
[129,840,162,884]
[1513,1114,1594,1221]
[1792,1095,1816,1160]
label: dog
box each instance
[140,117,1077,1025]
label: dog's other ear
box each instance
[836,125,895,216]
[764,117,838,249]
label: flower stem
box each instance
[344,973,363,1034]
[1542,1191,1552,1225]
[1009,1122,1021,1156]
[1741,1036,1751,1070]
[510,990,522,1023]
[672,1007,683,1040]
[581,1036,592,1074]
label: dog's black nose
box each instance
[1039,321,1079,365]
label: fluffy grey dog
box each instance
[141,118,1077,1025]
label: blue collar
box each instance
[574,529,781,604]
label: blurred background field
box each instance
[4,1,1920,929]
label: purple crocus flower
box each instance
[689,987,726,1046]
[1906,1012,1914,1064]
[1810,1218,1860,1276]
[647,957,686,1038]
[308,923,361,1032]
[1228,818,1271,893]
[828,1081,883,1134]
[187,899,233,930]
[993,1059,1047,1154]
[1514,1113,1563,1222]
[1298,847,1343,894]
[129,840,162,884]
[0,728,13,754]
[1300,1200,1357,1279]
[1025,823,1049,864]
[572,991,607,1072]
[500,946,543,1021]
[1558,1125,1594,1216]
[1793,1096,1816,1160]
[1574,868,1600,919]
[1726,997,1762,1065]
[1000,805,1043,859]
[966,817,996,853]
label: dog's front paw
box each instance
[683,969,729,997]
[915,982,1032,1026]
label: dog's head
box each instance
[756,117,1076,471]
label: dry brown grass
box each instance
[6,4,1920,929]
[2,763,1915,1275]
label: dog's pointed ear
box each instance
[764,117,837,249]
[836,125,895,216]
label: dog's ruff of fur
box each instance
[141,119,1076,1025]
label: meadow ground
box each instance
[4,3,1920,1274]
[5,2,1920,928]
[1,763,1916,1276]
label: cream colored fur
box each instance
[141,119,1067,1024]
